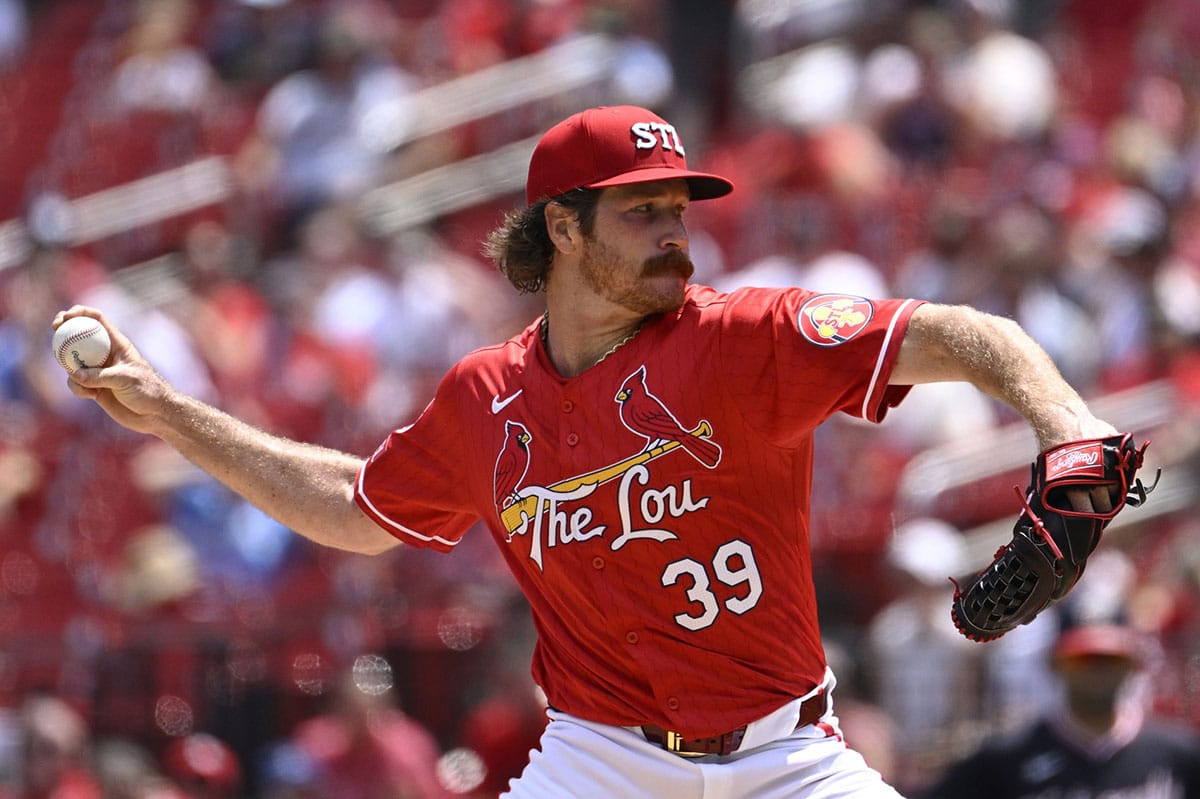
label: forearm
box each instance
[893,304,1115,449]
[56,306,399,555]
[150,393,397,555]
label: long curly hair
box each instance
[484,188,601,293]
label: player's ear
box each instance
[545,201,580,254]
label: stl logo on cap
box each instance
[631,121,686,156]
[798,295,874,346]
[525,105,733,206]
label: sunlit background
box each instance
[0,0,1198,797]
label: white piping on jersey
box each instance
[860,298,917,421]
[354,453,462,549]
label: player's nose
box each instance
[660,215,689,251]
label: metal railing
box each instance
[0,33,621,271]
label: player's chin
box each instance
[636,278,687,314]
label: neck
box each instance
[1067,702,1118,737]
[540,309,645,378]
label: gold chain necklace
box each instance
[540,311,642,367]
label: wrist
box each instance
[1032,400,1114,450]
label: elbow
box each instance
[353,535,401,557]
[292,504,402,556]
[344,511,403,556]
[305,529,400,557]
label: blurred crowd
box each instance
[1,0,1200,796]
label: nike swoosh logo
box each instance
[491,389,523,414]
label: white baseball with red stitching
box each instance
[52,316,111,373]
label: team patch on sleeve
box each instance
[797,294,874,346]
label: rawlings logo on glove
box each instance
[950,433,1158,642]
[1045,443,1103,481]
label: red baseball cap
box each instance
[525,105,734,206]
[1053,623,1142,664]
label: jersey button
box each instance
[666,697,680,711]
[626,631,639,644]
[566,432,580,446]
[592,556,605,570]
[561,399,574,413]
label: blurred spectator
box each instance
[91,737,182,799]
[161,732,242,799]
[863,518,982,794]
[0,0,27,70]
[892,188,990,306]
[943,6,1059,143]
[205,0,322,98]
[447,592,547,796]
[109,524,201,616]
[1062,184,1172,390]
[13,695,103,799]
[169,219,274,420]
[980,549,1142,741]
[586,1,675,110]
[819,638,902,789]
[236,6,417,232]
[879,380,998,452]
[257,740,320,799]
[663,0,734,142]
[869,14,964,172]
[454,683,546,797]
[108,0,216,119]
[981,201,1104,389]
[98,0,227,192]
[281,668,449,799]
[920,620,1200,799]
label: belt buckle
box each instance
[664,730,707,757]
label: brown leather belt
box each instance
[640,692,826,757]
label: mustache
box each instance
[643,249,694,278]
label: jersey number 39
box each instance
[660,539,762,631]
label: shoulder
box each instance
[925,721,1049,799]
[961,719,1053,764]
[681,282,813,322]
[1137,719,1200,755]
[448,318,541,382]
[680,282,729,314]
[668,284,801,343]
[685,282,811,306]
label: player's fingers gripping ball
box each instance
[951,434,1159,642]
[52,316,112,373]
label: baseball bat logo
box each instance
[491,368,721,551]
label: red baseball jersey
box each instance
[356,284,923,738]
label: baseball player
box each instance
[56,105,1125,798]
[920,621,1200,798]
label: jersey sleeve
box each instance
[718,287,922,445]
[354,362,482,552]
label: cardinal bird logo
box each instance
[494,420,532,510]
[615,366,722,468]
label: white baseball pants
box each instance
[501,689,904,798]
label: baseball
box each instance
[52,316,112,373]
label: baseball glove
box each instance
[951,433,1157,642]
